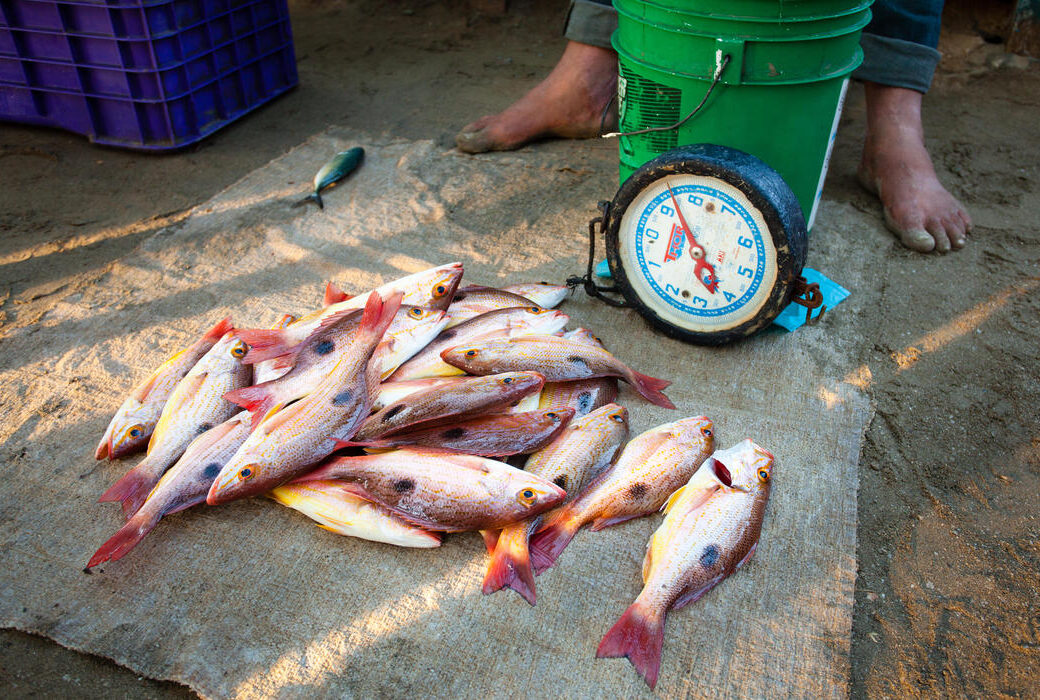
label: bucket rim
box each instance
[614,40,865,85]
[614,4,873,42]
[615,0,874,24]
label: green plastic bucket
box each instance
[613,0,872,228]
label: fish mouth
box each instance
[711,457,733,487]
[94,435,112,460]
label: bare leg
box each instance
[455,41,617,154]
[858,82,972,253]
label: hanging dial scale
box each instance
[573,144,815,345]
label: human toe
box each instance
[900,228,937,253]
[944,215,968,249]
[926,218,952,253]
[455,127,496,154]
[883,207,934,252]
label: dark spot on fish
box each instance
[441,427,466,440]
[383,405,405,421]
[203,463,222,479]
[628,482,648,499]
[454,292,467,301]
[700,544,720,568]
[553,475,568,489]
[332,390,353,406]
[393,479,415,493]
[576,391,593,414]
[567,355,591,374]
[440,330,456,341]
[196,423,212,434]
[314,340,335,355]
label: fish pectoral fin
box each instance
[661,484,688,514]
[130,366,165,402]
[260,399,307,435]
[328,482,448,532]
[166,372,208,411]
[588,513,641,531]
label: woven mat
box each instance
[0,129,871,698]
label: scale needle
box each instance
[667,183,719,294]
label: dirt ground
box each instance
[1,0,1037,697]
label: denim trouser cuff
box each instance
[563,0,617,49]
[853,33,941,94]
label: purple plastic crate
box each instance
[0,0,297,149]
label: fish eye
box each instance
[465,349,478,357]
[409,307,423,318]
[516,488,537,506]
[528,306,542,313]
[758,469,770,482]
[502,377,514,384]
[523,489,534,498]
[239,466,256,481]
[119,424,145,444]
[545,412,558,419]
[230,341,247,358]
[434,284,447,296]
[702,427,713,437]
[610,413,625,423]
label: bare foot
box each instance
[455,41,617,154]
[858,83,971,253]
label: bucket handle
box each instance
[602,52,731,141]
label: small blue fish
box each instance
[294,147,364,210]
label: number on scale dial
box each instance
[619,174,777,333]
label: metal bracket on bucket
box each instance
[714,38,744,85]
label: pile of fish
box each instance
[89,262,775,688]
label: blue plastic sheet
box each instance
[771,267,850,331]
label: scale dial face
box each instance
[617,174,778,333]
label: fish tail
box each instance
[98,462,160,518]
[528,506,580,574]
[323,281,350,306]
[223,385,276,423]
[236,328,298,364]
[358,290,404,345]
[596,600,665,689]
[626,369,675,409]
[203,316,234,342]
[86,507,163,568]
[482,525,537,605]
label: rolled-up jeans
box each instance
[564,0,944,93]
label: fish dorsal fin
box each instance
[203,317,234,342]
[323,282,351,307]
[410,448,492,475]
[316,307,363,334]
[260,399,307,436]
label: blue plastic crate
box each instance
[0,0,298,149]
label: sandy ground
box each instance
[0,0,1037,697]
